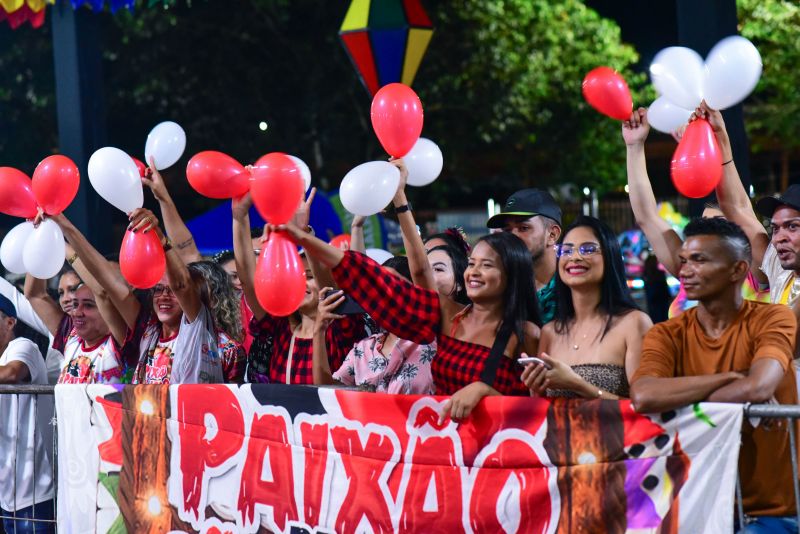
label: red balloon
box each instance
[131,156,147,178]
[582,67,633,121]
[330,234,352,250]
[0,167,38,218]
[251,152,304,225]
[254,232,306,316]
[671,119,723,199]
[186,151,250,199]
[370,83,424,158]
[32,155,80,215]
[119,229,166,289]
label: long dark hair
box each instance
[554,215,638,339]
[474,232,539,352]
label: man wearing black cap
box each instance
[0,294,55,532]
[487,188,562,323]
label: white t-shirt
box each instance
[131,304,223,384]
[0,338,54,511]
[762,243,796,305]
[58,332,124,385]
[0,277,65,384]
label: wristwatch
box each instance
[395,202,412,214]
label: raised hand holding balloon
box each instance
[670,118,723,198]
[582,67,633,121]
[250,152,307,316]
[119,209,166,289]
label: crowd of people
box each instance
[1,104,799,532]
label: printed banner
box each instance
[55,384,743,533]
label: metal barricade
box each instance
[739,403,800,533]
[0,385,57,534]
[0,386,799,533]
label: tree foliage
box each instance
[738,0,800,151]
[0,0,646,219]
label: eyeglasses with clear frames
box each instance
[554,242,602,258]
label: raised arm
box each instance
[232,192,266,320]
[391,159,436,291]
[700,103,769,282]
[311,288,345,386]
[0,276,50,338]
[624,108,685,277]
[349,216,366,253]
[50,212,141,328]
[281,222,439,344]
[65,243,128,345]
[294,188,337,292]
[129,208,202,323]
[23,274,63,337]
[143,157,202,264]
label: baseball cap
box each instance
[756,184,800,219]
[487,188,562,228]
[0,294,17,319]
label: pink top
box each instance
[332,332,436,395]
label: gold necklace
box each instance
[570,321,602,351]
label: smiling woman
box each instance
[522,215,653,399]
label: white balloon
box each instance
[650,47,705,110]
[404,138,443,187]
[647,97,693,134]
[88,147,144,214]
[339,161,400,216]
[1,222,35,274]
[703,36,762,110]
[288,155,312,192]
[23,219,66,280]
[144,121,186,170]
[366,248,394,264]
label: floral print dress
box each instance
[332,332,436,394]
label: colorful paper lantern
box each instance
[339,0,434,96]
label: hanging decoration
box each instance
[0,0,50,29]
[339,0,434,96]
[0,0,190,30]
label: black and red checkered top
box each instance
[249,308,364,385]
[332,251,529,396]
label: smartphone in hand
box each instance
[517,356,552,369]
[323,289,366,315]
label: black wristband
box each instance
[395,203,412,214]
[722,159,734,166]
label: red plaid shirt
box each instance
[332,251,529,396]
[249,311,364,385]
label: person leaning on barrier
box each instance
[630,217,799,531]
[0,294,55,533]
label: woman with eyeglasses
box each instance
[46,209,245,384]
[522,215,652,399]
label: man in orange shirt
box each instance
[631,217,798,532]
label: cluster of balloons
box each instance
[648,36,762,134]
[649,37,762,198]
[87,121,188,288]
[340,83,444,217]
[0,156,80,278]
[250,153,307,317]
